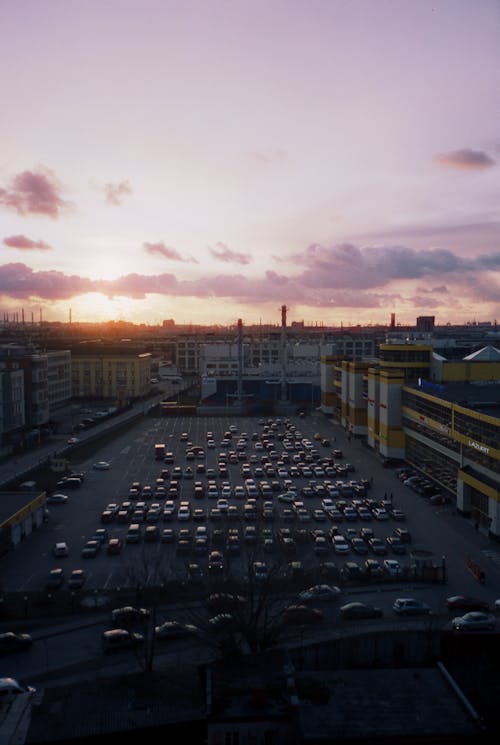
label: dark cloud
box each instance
[209,242,251,265]
[143,242,198,263]
[288,243,472,291]
[0,168,69,218]
[433,148,496,171]
[3,235,52,251]
[104,180,132,206]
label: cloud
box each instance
[143,242,198,263]
[1,239,498,312]
[0,263,94,299]
[209,242,251,265]
[287,242,472,291]
[103,180,132,206]
[0,167,69,217]
[433,148,496,171]
[3,235,52,251]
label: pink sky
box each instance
[1,0,499,327]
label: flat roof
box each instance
[410,381,500,419]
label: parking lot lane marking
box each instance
[121,446,131,455]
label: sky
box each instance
[1,0,499,328]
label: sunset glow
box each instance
[1,0,499,327]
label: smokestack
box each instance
[281,305,287,328]
[69,307,72,324]
[390,312,396,328]
[237,319,243,404]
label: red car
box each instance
[106,537,123,555]
[446,596,489,612]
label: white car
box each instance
[93,461,110,470]
[177,505,191,521]
[52,541,69,557]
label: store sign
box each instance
[468,440,490,455]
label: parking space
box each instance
[2,414,430,595]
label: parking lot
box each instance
[2,412,453,598]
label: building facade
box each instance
[71,349,152,402]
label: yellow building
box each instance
[402,382,500,537]
[71,349,152,403]
[325,341,500,538]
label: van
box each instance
[126,523,142,543]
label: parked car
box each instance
[451,612,495,632]
[68,569,86,589]
[393,598,432,616]
[81,540,101,558]
[45,568,64,589]
[93,461,111,470]
[154,621,199,640]
[102,629,144,652]
[0,632,33,655]
[52,541,69,557]
[206,593,247,612]
[111,606,150,627]
[298,584,341,602]
[446,596,490,612]
[282,604,323,625]
[339,602,383,620]
[46,493,69,504]
[383,559,403,576]
[106,537,123,555]
[0,677,36,700]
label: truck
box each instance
[154,443,166,460]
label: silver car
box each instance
[452,612,495,632]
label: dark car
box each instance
[154,621,199,640]
[339,602,383,620]
[207,593,247,612]
[393,598,432,616]
[0,632,33,654]
[45,568,64,589]
[102,629,144,653]
[282,604,323,625]
[111,606,150,627]
[394,527,412,543]
[342,561,363,580]
[68,569,86,589]
[208,613,239,634]
[446,596,490,612]
[386,536,407,555]
[106,537,123,555]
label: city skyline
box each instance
[1,0,499,327]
